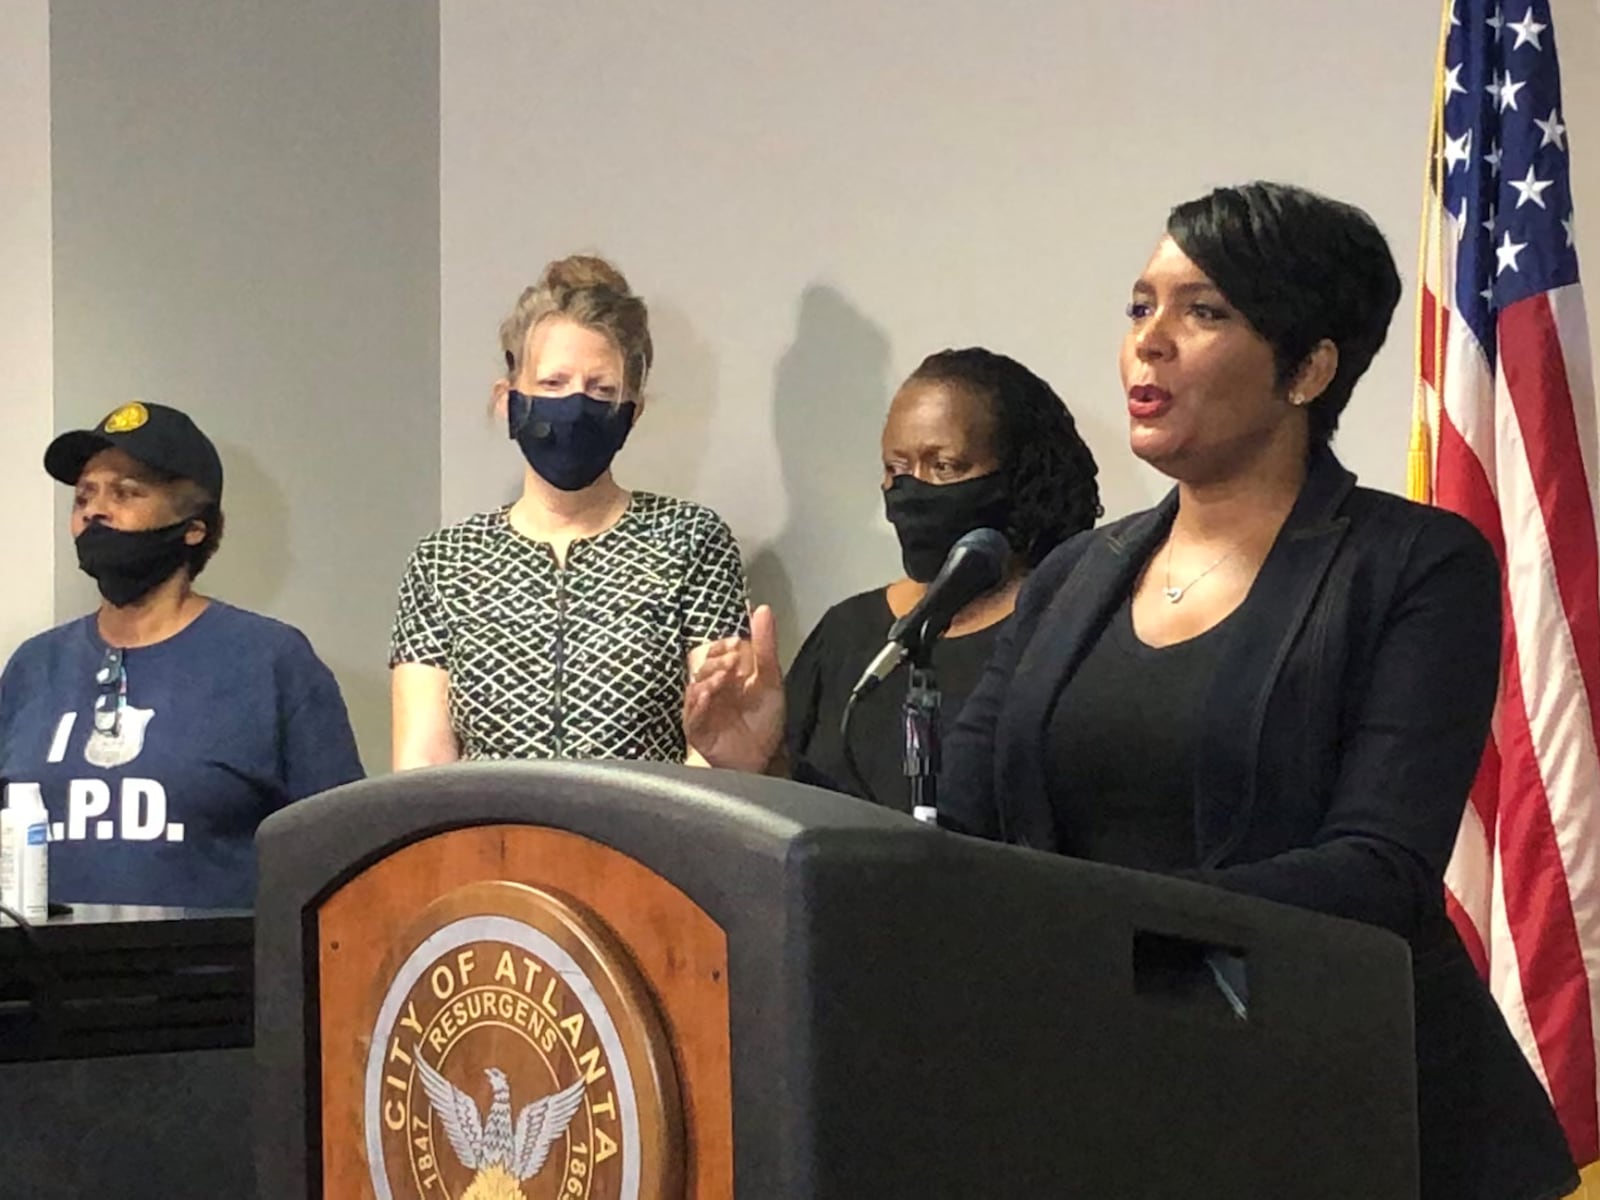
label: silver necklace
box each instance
[1163,539,1236,603]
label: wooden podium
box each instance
[255,761,1420,1198]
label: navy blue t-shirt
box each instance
[0,601,364,908]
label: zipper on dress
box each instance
[552,559,567,758]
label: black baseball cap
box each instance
[45,401,224,500]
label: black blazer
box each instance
[942,448,1577,1200]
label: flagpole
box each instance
[1410,0,1455,505]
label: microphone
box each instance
[849,527,1010,697]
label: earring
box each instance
[1290,391,1309,407]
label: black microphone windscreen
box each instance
[886,527,1010,650]
[949,527,1010,573]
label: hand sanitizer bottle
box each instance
[1,783,49,921]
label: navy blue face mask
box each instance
[508,391,636,492]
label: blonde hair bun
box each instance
[538,254,633,297]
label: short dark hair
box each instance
[1166,181,1403,444]
[908,347,1102,566]
[155,471,225,578]
[186,499,225,578]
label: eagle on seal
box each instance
[414,1050,587,1200]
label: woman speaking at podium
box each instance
[389,255,748,767]
[685,183,1576,1200]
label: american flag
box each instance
[1413,0,1600,1169]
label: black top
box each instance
[785,588,1005,812]
[941,448,1578,1200]
[1046,597,1232,872]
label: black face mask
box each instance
[882,471,1013,583]
[509,391,636,492]
[75,520,195,607]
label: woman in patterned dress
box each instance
[389,255,748,767]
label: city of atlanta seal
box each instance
[363,880,682,1200]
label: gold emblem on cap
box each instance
[101,402,149,433]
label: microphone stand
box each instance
[840,526,1009,820]
[900,622,942,825]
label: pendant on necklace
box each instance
[1163,586,1184,603]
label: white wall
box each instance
[1557,0,1600,313]
[14,0,1592,748]
[442,0,1600,659]
[50,0,440,770]
[0,1,55,666]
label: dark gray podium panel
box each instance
[256,761,1417,1199]
[0,906,254,1198]
[0,1048,254,1198]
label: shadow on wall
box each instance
[619,299,718,500]
[747,285,896,665]
[203,440,290,608]
[453,366,527,517]
[325,649,389,777]
[201,441,390,774]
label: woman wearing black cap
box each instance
[0,400,364,909]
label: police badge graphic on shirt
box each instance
[84,706,156,769]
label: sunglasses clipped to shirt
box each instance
[94,646,126,737]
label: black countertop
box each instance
[0,905,253,1062]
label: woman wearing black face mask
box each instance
[764,348,1101,810]
[389,254,750,767]
[0,402,363,909]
